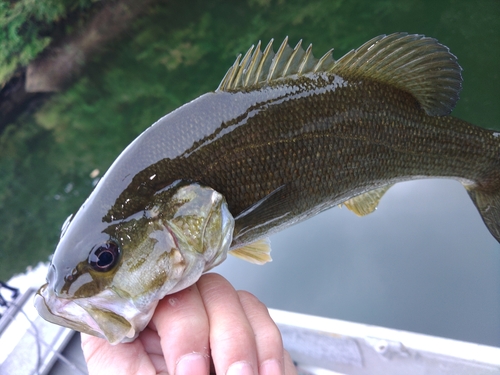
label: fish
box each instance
[35,32,500,344]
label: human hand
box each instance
[81,273,297,375]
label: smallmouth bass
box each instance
[35,33,500,344]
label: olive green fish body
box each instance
[109,73,499,246]
[35,33,500,344]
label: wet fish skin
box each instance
[110,73,499,246]
[34,33,500,344]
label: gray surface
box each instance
[49,333,88,375]
[0,288,82,375]
[217,179,500,346]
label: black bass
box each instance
[35,33,500,344]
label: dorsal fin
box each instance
[216,33,462,116]
[331,33,462,115]
[216,37,335,92]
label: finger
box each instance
[237,291,284,375]
[137,326,168,372]
[283,350,298,375]
[150,283,210,375]
[81,333,156,375]
[197,273,259,375]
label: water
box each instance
[217,179,500,346]
[1,0,499,346]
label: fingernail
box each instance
[176,353,208,375]
[260,359,282,375]
[226,361,255,375]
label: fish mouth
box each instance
[34,283,154,344]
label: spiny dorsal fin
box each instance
[343,185,393,216]
[229,238,272,265]
[217,33,462,116]
[217,37,335,92]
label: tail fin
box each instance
[465,184,500,242]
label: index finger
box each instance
[150,283,210,375]
[81,333,155,375]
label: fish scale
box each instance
[137,76,493,245]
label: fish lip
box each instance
[34,283,147,344]
[34,285,105,338]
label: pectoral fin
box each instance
[229,238,272,265]
[343,185,393,216]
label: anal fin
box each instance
[229,238,272,265]
[343,185,393,216]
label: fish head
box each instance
[35,182,234,344]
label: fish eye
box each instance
[89,242,121,272]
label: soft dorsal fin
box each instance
[331,33,462,115]
[217,33,462,116]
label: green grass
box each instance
[0,0,99,85]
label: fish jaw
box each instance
[35,282,157,344]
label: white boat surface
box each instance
[1,263,499,375]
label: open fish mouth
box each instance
[34,283,154,344]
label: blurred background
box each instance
[0,0,499,347]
